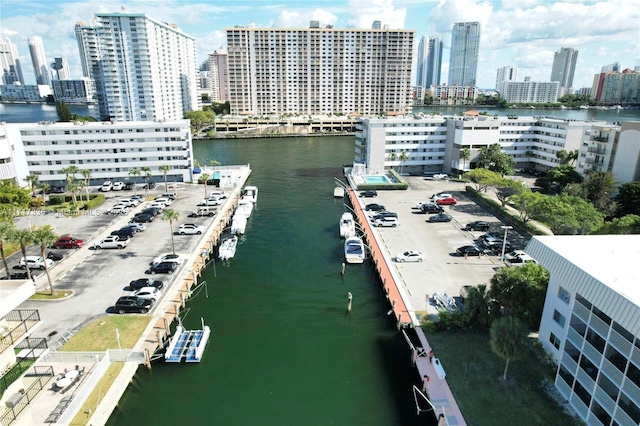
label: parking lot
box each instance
[15,183,221,341]
[358,176,532,316]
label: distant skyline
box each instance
[1,0,639,90]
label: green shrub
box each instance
[421,319,437,334]
[83,193,105,210]
[436,310,471,330]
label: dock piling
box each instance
[347,292,353,313]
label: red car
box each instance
[436,197,457,205]
[52,235,85,249]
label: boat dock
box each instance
[165,321,211,363]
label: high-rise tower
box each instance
[416,35,443,88]
[0,37,24,85]
[207,51,228,102]
[550,47,578,95]
[448,22,480,87]
[51,58,71,80]
[496,66,518,91]
[75,11,198,121]
[28,36,51,85]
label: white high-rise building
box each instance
[448,22,480,87]
[496,66,518,90]
[551,47,578,96]
[28,36,51,86]
[76,11,198,122]
[501,80,559,103]
[0,37,25,85]
[225,23,415,115]
[416,35,443,88]
[51,58,71,80]
[207,51,228,102]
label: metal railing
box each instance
[0,366,54,426]
[0,310,41,356]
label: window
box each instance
[557,286,571,304]
[553,310,566,327]
[549,332,561,350]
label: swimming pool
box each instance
[363,175,391,184]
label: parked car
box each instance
[359,190,378,198]
[159,193,177,200]
[129,278,164,290]
[114,296,154,314]
[177,224,203,235]
[100,181,113,192]
[109,205,130,215]
[188,207,216,217]
[18,256,54,270]
[365,203,386,212]
[123,182,135,191]
[130,195,144,202]
[427,213,452,223]
[432,173,449,180]
[52,235,84,249]
[47,252,63,261]
[143,182,156,189]
[504,250,537,267]
[436,197,457,205]
[111,227,136,239]
[112,182,124,191]
[141,207,161,217]
[371,211,398,220]
[145,261,178,274]
[126,222,147,232]
[372,216,399,227]
[197,198,222,207]
[154,197,172,206]
[132,213,154,223]
[420,203,444,214]
[146,202,166,211]
[394,250,425,262]
[464,221,490,231]
[430,193,453,202]
[94,236,129,249]
[456,245,484,256]
[46,186,65,194]
[151,254,185,266]
[132,286,161,302]
[119,198,140,207]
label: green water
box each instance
[107,136,429,426]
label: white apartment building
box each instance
[2,120,193,186]
[526,235,640,426]
[0,84,52,102]
[207,51,228,102]
[225,23,414,116]
[0,37,25,85]
[576,124,618,176]
[500,80,559,103]
[76,12,198,122]
[28,36,51,86]
[496,66,518,90]
[611,122,640,182]
[355,116,601,176]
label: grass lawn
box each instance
[69,363,123,426]
[427,330,581,426]
[30,290,74,300]
[60,315,152,351]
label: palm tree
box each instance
[129,168,141,195]
[39,183,50,204]
[24,174,39,197]
[200,173,210,198]
[8,228,34,280]
[162,209,180,255]
[60,165,80,205]
[399,151,408,176]
[32,225,57,295]
[490,316,529,381]
[0,221,15,280]
[67,180,81,206]
[141,166,152,197]
[209,159,221,167]
[159,165,172,192]
[80,169,92,203]
[459,147,471,172]
[463,284,494,328]
[388,152,397,169]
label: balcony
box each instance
[587,147,607,155]
[0,310,41,356]
[591,135,609,142]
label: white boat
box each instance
[344,236,365,264]
[231,215,247,235]
[339,212,356,238]
[243,186,258,203]
[333,187,345,198]
[235,198,253,217]
[218,236,238,261]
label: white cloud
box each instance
[273,8,338,28]
[429,0,493,38]
[346,0,406,29]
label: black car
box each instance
[365,203,386,212]
[132,213,155,223]
[142,207,162,217]
[124,182,135,190]
[111,228,136,239]
[145,262,178,274]
[129,278,164,291]
[47,252,63,261]
[371,211,398,220]
[143,182,157,189]
[420,203,444,214]
[456,245,484,256]
[464,221,490,231]
[114,296,154,314]
[360,190,378,198]
[427,213,452,223]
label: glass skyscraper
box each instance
[447,22,480,87]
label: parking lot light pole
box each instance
[500,226,513,262]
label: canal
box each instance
[107,136,427,426]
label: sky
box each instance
[1,0,639,90]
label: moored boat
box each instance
[334,186,345,198]
[243,186,258,203]
[231,215,247,235]
[218,236,238,261]
[339,212,356,238]
[235,198,253,218]
[344,236,365,264]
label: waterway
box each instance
[107,136,427,426]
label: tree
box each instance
[8,228,34,280]
[199,173,210,198]
[595,214,640,235]
[477,143,515,176]
[546,164,583,192]
[184,110,216,133]
[209,159,221,167]
[388,152,397,168]
[55,101,73,122]
[615,182,640,217]
[129,168,141,195]
[24,174,39,197]
[39,183,50,204]
[488,263,550,327]
[530,194,604,235]
[490,316,529,381]
[60,165,80,204]
[399,151,408,176]
[32,225,57,295]
[80,169,92,203]
[464,169,502,192]
[141,167,151,197]
[459,147,471,172]
[162,209,180,255]
[159,165,172,192]
[509,190,544,223]
[463,284,497,329]
[555,149,579,166]
[0,221,15,280]
[492,178,525,207]
[0,179,31,208]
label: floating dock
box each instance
[165,320,211,363]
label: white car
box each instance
[504,250,537,267]
[198,199,222,207]
[177,224,203,235]
[19,256,54,270]
[100,181,113,192]
[394,251,425,262]
[127,222,147,232]
[95,236,129,249]
[154,197,172,206]
[118,199,137,208]
[433,173,449,180]
[133,286,161,302]
[109,205,130,215]
[147,202,166,210]
[112,182,124,191]
[151,253,185,266]
[430,193,453,202]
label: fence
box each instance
[0,310,41,355]
[0,366,54,426]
